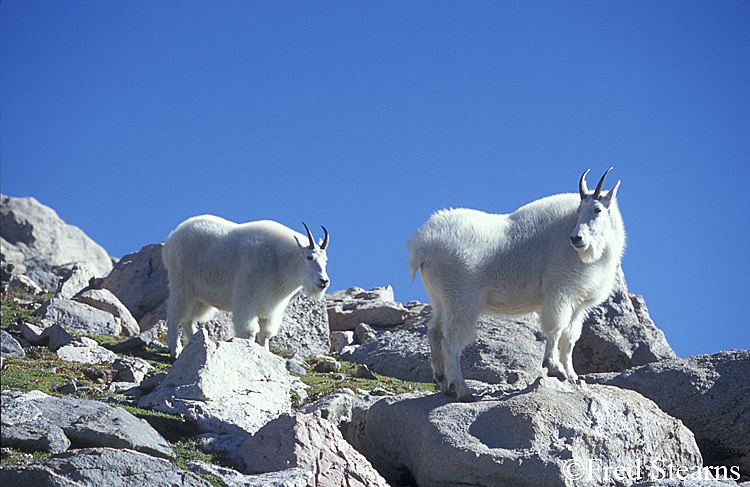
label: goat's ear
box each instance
[601,180,621,206]
[294,235,305,249]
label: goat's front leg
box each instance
[232,301,260,343]
[541,302,572,380]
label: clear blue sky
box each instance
[2,2,748,358]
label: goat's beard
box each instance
[575,241,604,264]
[303,283,327,302]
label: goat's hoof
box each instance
[545,364,568,381]
[457,392,477,403]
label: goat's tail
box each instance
[407,237,425,282]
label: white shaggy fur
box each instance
[408,169,625,401]
[163,215,330,358]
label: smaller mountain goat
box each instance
[408,169,625,401]
[163,215,330,358]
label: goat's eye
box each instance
[594,207,602,214]
[307,255,313,261]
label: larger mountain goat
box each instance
[408,168,625,402]
[163,215,330,358]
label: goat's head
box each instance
[571,168,621,263]
[298,222,330,300]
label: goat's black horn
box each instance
[579,169,591,199]
[320,226,329,250]
[302,222,316,250]
[594,167,613,199]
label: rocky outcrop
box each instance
[0,448,209,487]
[1,390,174,459]
[139,328,292,437]
[0,195,113,278]
[585,349,750,476]
[101,243,169,323]
[239,413,390,487]
[348,377,703,487]
[326,286,408,330]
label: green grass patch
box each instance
[298,357,437,403]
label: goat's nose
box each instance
[570,235,583,245]
[319,277,330,286]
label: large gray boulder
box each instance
[585,349,750,476]
[1,390,174,459]
[347,269,674,388]
[0,447,211,487]
[139,328,292,437]
[1,330,25,359]
[326,286,408,330]
[34,298,122,336]
[239,413,390,487]
[0,194,113,277]
[573,267,677,374]
[74,288,140,337]
[101,243,169,322]
[348,378,702,487]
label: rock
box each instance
[56,337,119,364]
[188,461,313,487]
[0,447,211,487]
[0,194,113,277]
[330,330,354,354]
[101,243,169,322]
[326,286,408,330]
[59,379,78,394]
[74,288,140,337]
[41,323,74,351]
[1,330,25,358]
[239,413,390,487]
[0,420,71,454]
[8,274,43,295]
[313,356,341,373]
[1,390,174,459]
[272,291,330,357]
[348,377,702,487]
[585,349,750,476]
[354,322,377,344]
[110,322,168,353]
[35,298,122,336]
[573,267,677,374]
[137,372,167,392]
[139,328,292,437]
[301,388,380,439]
[18,321,47,344]
[55,262,96,300]
[24,269,60,293]
[112,356,153,383]
[353,364,378,380]
[348,314,546,387]
[206,463,313,487]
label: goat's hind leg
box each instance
[441,306,479,402]
[426,307,448,392]
[167,294,208,358]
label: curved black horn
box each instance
[579,169,591,199]
[302,222,316,250]
[320,226,329,250]
[594,167,613,200]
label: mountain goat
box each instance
[163,215,330,358]
[408,169,625,401]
